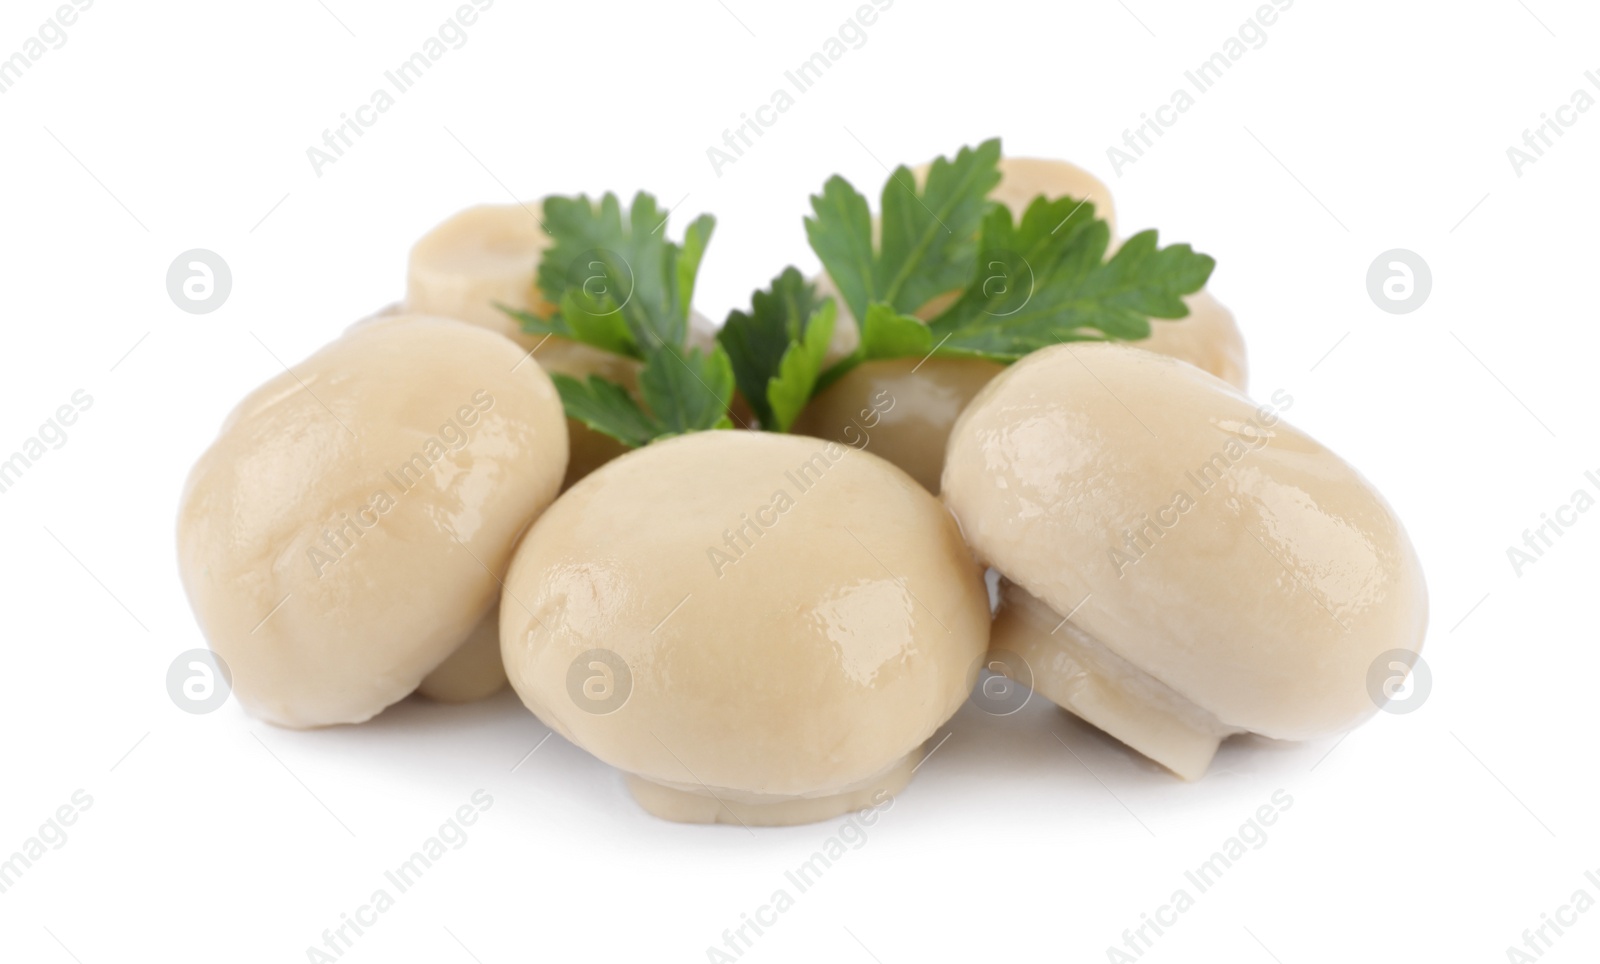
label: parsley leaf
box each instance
[550,374,660,449]
[790,141,1212,409]
[555,288,635,357]
[508,192,714,358]
[519,141,1214,450]
[805,138,1001,322]
[809,303,931,395]
[926,197,1215,360]
[717,267,839,430]
[765,298,835,433]
[857,302,933,359]
[637,343,736,437]
[553,343,736,448]
[501,191,732,449]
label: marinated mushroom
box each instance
[177,316,568,727]
[791,356,1004,491]
[500,431,991,825]
[1143,289,1249,392]
[798,156,1242,492]
[406,202,553,345]
[941,343,1428,779]
[416,610,508,703]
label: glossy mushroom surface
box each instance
[941,343,1427,778]
[791,356,1004,492]
[500,431,990,825]
[177,316,568,727]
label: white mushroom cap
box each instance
[941,343,1427,777]
[500,431,990,825]
[1143,290,1249,392]
[177,316,568,727]
[406,202,551,346]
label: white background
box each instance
[1,0,1596,961]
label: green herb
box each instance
[634,344,736,436]
[524,142,1216,440]
[716,267,836,432]
[805,138,1002,323]
[925,196,1216,360]
[507,192,714,357]
[746,138,1215,403]
[551,375,662,449]
[550,345,735,447]
[808,303,935,393]
[502,192,736,447]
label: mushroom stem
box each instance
[993,580,1235,780]
[624,746,924,827]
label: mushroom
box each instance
[791,356,1004,491]
[406,202,553,345]
[416,610,508,703]
[798,157,1245,492]
[177,316,568,727]
[1142,290,1249,393]
[941,343,1428,779]
[499,431,991,825]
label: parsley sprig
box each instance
[805,139,1002,323]
[715,267,837,433]
[502,192,735,447]
[924,197,1215,359]
[720,137,1215,430]
[506,141,1215,443]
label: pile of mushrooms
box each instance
[176,145,1427,826]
